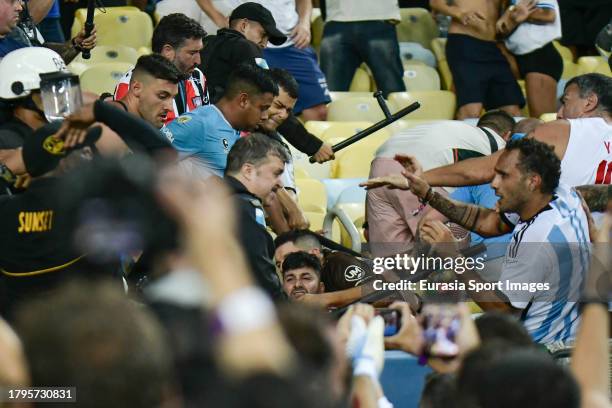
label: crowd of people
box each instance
[0,0,611,407]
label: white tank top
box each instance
[561,118,612,186]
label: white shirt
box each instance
[375,121,506,171]
[325,0,401,22]
[561,118,612,186]
[499,183,589,344]
[505,0,562,55]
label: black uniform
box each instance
[225,175,284,300]
[0,177,85,317]
[200,29,324,156]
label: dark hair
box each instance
[270,68,299,99]
[477,109,515,137]
[457,343,580,408]
[132,54,184,84]
[16,280,175,408]
[274,229,302,248]
[281,251,322,277]
[475,312,533,346]
[273,229,322,251]
[225,132,289,174]
[152,13,207,53]
[223,64,278,99]
[420,373,457,408]
[504,137,561,194]
[565,73,612,115]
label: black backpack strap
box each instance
[480,127,499,153]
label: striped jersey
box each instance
[499,183,590,344]
[114,67,210,125]
[505,0,561,55]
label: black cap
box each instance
[22,122,102,177]
[229,2,287,46]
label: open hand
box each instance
[360,174,410,190]
[290,21,311,49]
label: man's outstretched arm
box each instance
[421,151,502,187]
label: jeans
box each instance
[320,20,406,98]
[37,18,65,43]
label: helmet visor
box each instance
[39,72,83,122]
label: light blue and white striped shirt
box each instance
[499,183,590,344]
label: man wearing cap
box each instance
[201,2,335,164]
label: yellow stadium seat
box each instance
[71,7,153,50]
[553,41,573,61]
[68,45,138,75]
[396,8,440,50]
[552,41,580,79]
[319,121,373,141]
[294,167,311,179]
[290,145,333,180]
[577,56,612,76]
[296,178,327,213]
[431,38,454,90]
[402,59,427,67]
[438,60,454,90]
[80,62,134,95]
[388,91,456,120]
[327,97,386,122]
[561,60,579,80]
[349,65,374,92]
[311,11,324,50]
[137,47,152,57]
[336,203,366,249]
[540,113,558,122]
[304,212,342,243]
[329,91,373,101]
[304,120,333,138]
[403,64,441,91]
[332,142,378,178]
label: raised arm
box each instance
[196,0,229,29]
[406,170,512,237]
[422,151,501,187]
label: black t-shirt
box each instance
[200,28,264,102]
[0,117,32,149]
[321,251,374,292]
[0,177,85,315]
[225,175,285,300]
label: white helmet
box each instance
[0,47,68,100]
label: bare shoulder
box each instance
[529,119,570,158]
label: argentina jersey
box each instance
[162,105,240,179]
[499,183,590,344]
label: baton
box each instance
[81,0,96,60]
[309,96,420,163]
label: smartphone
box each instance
[375,308,402,337]
[420,303,460,358]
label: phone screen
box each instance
[375,308,401,337]
[421,303,461,358]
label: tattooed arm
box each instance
[404,171,513,237]
[576,185,612,213]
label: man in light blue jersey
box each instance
[161,64,277,180]
[366,138,591,344]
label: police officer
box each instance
[201,2,334,163]
[0,121,101,319]
[224,132,290,300]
